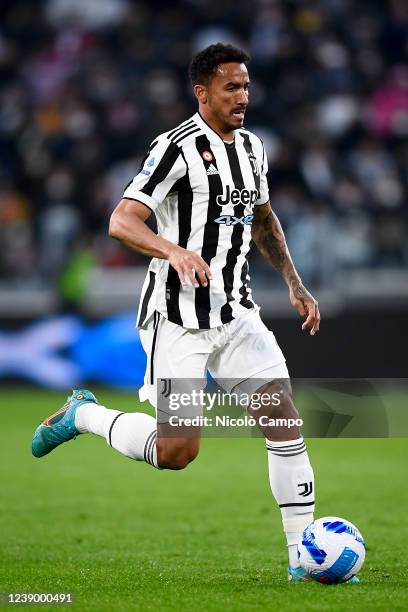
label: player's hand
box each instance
[289,283,320,336]
[167,245,212,288]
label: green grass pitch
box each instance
[1,387,407,611]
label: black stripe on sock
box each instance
[266,440,305,449]
[147,436,156,465]
[148,434,157,467]
[279,501,315,508]
[147,432,157,466]
[108,412,125,447]
[146,431,155,464]
[268,449,306,457]
[143,431,154,463]
[268,448,306,455]
[144,430,156,464]
[266,444,306,453]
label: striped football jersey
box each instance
[123,112,269,329]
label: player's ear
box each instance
[194,83,208,104]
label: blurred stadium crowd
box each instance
[1,0,407,293]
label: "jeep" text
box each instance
[216,185,259,207]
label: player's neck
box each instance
[198,108,235,142]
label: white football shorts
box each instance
[139,307,289,411]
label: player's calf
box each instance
[248,378,301,441]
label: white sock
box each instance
[75,403,158,468]
[75,402,121,437]
[266,437,315,567]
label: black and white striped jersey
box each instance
[123,112,269,329]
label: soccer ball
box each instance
[297,516,366,583]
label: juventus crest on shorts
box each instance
[123,112,269,330]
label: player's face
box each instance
[203,63,250,133]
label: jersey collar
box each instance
[194,112,239,146]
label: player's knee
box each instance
[158,450,196,470]
[156,442,199,470]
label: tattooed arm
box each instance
[251,202,321,335]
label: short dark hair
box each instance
[189,43,250,86]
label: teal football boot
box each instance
[288,566,360,584]
[288,566,313,582]
[341,575,360,584]
[32,389,97,458]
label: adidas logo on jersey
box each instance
[206,164,219,175]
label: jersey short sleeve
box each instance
[123,136,187,212]
[255,142,269,206]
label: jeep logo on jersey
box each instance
[216,185,259,208]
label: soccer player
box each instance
[32,43,352,583]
